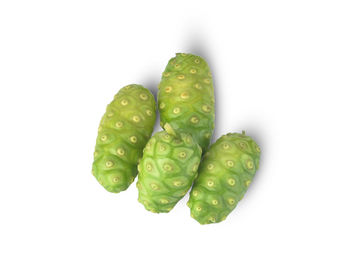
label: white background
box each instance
[1,1,349,272]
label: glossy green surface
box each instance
[187,132,260,224]
[158,53,215,152]
[137,131,202,213]
[92,84,156,193]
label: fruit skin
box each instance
[187,132,261,224]
[137,130,202,213]
[158,53,215,152]
[92,84,156,193]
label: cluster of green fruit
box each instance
[92,53,261,224]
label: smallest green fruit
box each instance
[137,129,202,213]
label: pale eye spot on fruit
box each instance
[246,160,254,169]
[196,206,202,211]
[178,151,187,158]
[195,83,201,89]
[181,53,187,56]
[160,198,169,204]
[190,68,197,74]
[190,116,199,124]
[105,160,114,168]
[228,198,235,205]
[121,99,128,106]
[93,151,98,157]
[201,105,211,112]
[159,144,166,151]
[163,72,170,77]
[175,64,180,68]
[177,75,185,80]
[132,115,140,122]
[256,145,261,153]
[192,190,198,197]
[221,215,227,221]
[239,142,247,149]
[165,86,172,93]
[180,92,189,99]
[163,163,173,172]
[227,178,236,186]
[117,148,125,156]
[159,102,165,109]
[226,160,235,168]
[173,107,180,114]
[222,143,230,150]
[205,132,211,139]
[130,136,137,143]
[194,59,200,64]
[207,179,215,187]
[246,180,252,187]
[146,110,152,116]
[112,177,120,183]
[125,85,132,89]
[130,176,134,183]
[98,126,102,132]
[146,163,153,171]
[163,134,171,141]
[100,135,108,141]
[150,183,159,190]
[204,78,211,84]
[107,112,114,117]
[139,93,148,100]
[208,216,216,223]
[115,121,123,128]
[207,163,214,170]
[174,180,182,187]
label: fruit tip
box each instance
[164,123,176,136]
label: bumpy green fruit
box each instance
[158,53,215,152]
[92,84,156,193]
[137,130,202,213]
[187,132,261,224]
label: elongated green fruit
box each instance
[137,130,202,213]
[92,84,156,193]
[187,132,261,224]
[158,53,215,152]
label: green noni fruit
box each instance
[187,132,261,224]
[92,84,156,193]
[137,130,202,213]
[158,53,215,152]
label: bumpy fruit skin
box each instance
[187,132,261,224]
[92,84,156,193]
[137,131,202,213]
[158,53,215,152]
